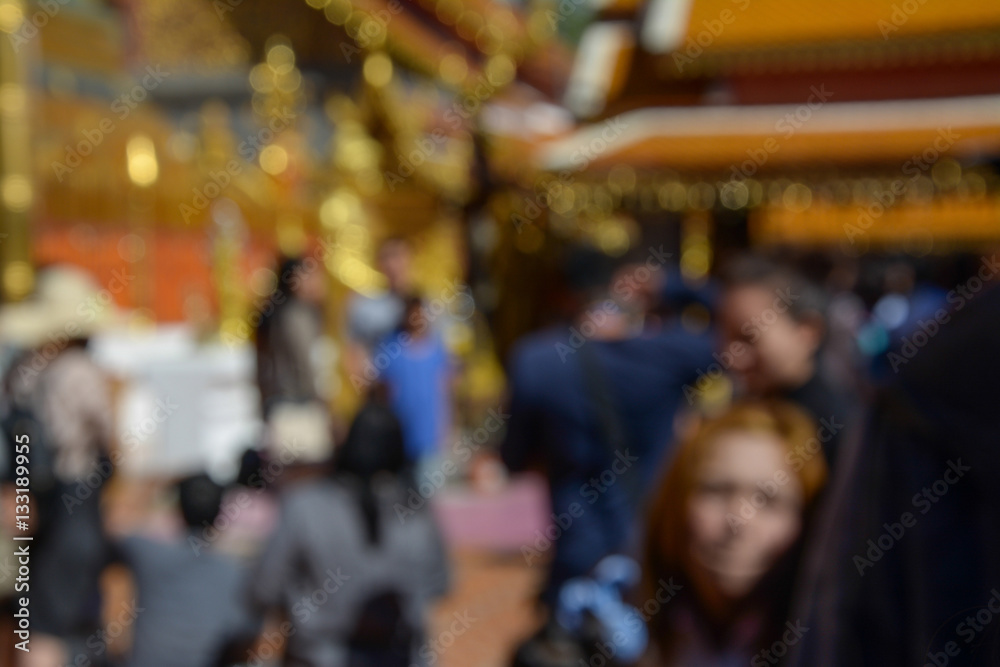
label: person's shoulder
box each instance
[380,483,442,535]
[286,478,343,499]
[626,325,714,359]
[507,330,575,389]
[118,532,188,567]
[281,477,351,518]
[510,328,567,364]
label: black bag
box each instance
[346,589,415,667]
[512,614,629,667]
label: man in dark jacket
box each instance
[502,246,713,606]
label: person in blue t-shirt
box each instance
[378,295,453,472]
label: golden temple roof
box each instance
[537,94,1000,172]
[677,0,1000,49]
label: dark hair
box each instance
[255,256,306,346]
[720,255,828,323]
[335,398,408,545]
[234,447,264,489]
[177,474,225,529]
[563,244,622,300]
[269,256,308,304]
[398,293,426,335]
[401,294,423,313]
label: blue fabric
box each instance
[501,324,714,604]
[379,331,451,462]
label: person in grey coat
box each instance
[249,397,450,666]
[116,475,260,667]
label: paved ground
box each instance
[428,474,550,666]
[430,549,544,667]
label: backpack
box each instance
[346,589,415,667]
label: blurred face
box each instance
[378,241,412,293]
[718,285,819,395]
[402,301,427,336]
[293,265,327,305]
[685,430,804,601]
[611,262,666,317]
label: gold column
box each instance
[680,210,713,286]
[0,0,34,301]
[126,133,159,320]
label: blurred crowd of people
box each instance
[1,237,999,667]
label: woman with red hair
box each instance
[641,401,827,666]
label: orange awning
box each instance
[677,0,1000,51]
[536,94,1000,173]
